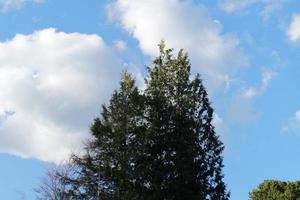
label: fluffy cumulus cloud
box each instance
[0,0,42,12]
[107,0,247,92]
[0,28,122,163]
[287,14,300,43]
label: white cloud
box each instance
[0,0,43,12]
[242,68,276,99]
[219,0,258,13]
[260,1,283,21]
[219,0,284,19]
[243,87,257,98]
[113,40,127,51]
[212,112,229,143]
[212,113,223,131]
[228,67,276,122]
[261,68,275,89]
[107,0,247,92]
[0,28,122,163]
[282,110,300,133]
[287,14,300,43]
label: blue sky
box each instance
[1,0,300,199]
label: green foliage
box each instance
[142,42,229,200]
[64,71,146,199]
[46,42,229,199]
[249,180,300,200]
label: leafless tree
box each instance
[34,163,76,200]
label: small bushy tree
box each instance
[249,180,300,200]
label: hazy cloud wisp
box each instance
[0,0,43,12]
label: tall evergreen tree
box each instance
[62,72,146,199]
[142,42,229,200]
[44,42,229,200]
